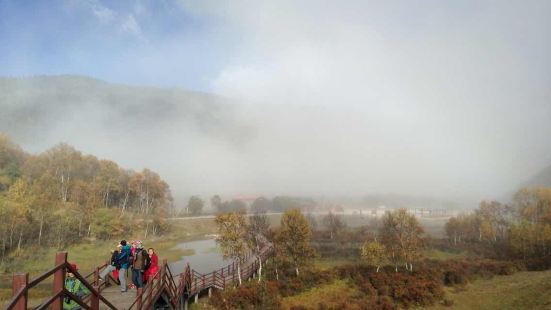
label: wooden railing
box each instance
[4,252,117,310]
[129,243,274,310]
[4,243,274,310]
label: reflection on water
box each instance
[168,239,229,274]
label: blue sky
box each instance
[0,0,235,91]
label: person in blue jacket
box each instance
[117,240,133,292]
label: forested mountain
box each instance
[0,134,172,258]
[0,75,244,146]
[0,75,259,201]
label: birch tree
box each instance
[215,210,249,285]
[277,209,315,276]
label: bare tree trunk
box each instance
[275,266,279,281]
[38,214,44,246]
[237,262,242,285]
[295,266,300,277]
[257,257,262,282]
[9,223,14,248]
[121,190,129,214]
[376,265,380,273]
[17,230,23,251]
[104,181,111,207]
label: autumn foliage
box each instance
[445,188,551,267]
[0,134,173,258]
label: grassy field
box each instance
[425,269,551,310]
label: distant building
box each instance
[372,205,387,217]
[233,195,258,208]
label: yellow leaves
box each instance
[215,211,249,261]
[278,209,316,268]
[361,240,387,267]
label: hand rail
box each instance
[3,253,118,310]
[5,243,274,310]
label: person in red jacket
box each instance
[144,247,159,283]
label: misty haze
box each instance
[1,1,550,310]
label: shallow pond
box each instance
[168,238,230,274]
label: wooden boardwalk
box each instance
[4,244,273,310]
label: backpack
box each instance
[117,247,131,267]
[143,254,151,270]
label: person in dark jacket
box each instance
[117,240,132,292]
[99,244,120,282]
[131,241,149,289]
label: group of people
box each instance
[62,240,160,309]
[99,240,160,292]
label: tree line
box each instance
[0,134,173,259]
[445,187,551,262]
[181,194,316,216]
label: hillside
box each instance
[0,75,246,147]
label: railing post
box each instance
[105,260,111,286]
[94,266,100,286]
[52,252,67,310]
[12,273,28,310]
[137,287,143,310]
[91,285,100,310]
[145,275,153,307]
[194,277,197,293]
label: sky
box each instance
[1,0,550,205]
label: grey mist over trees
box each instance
[1,1,550,206]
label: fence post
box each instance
[145,275,153,307]
[94,266,100,286]
[137,288,143,310]
[105,260,111,286]
[52,252,68,310]
[12,273,28,310]
[194,277,198,293]
[91,285,100,310]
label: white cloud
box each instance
[119,14,143,39]
[86,0,114,24]
[77,0,145,39]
